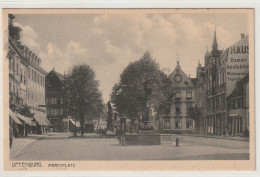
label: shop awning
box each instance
[9,109,22,125]
[69,119,81,128]
[16,113,35,126]
[229,114,239,117]
[38,111,52,126]
[32,110,49,126]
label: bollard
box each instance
[122,138,126,146]
[176,138,179,147]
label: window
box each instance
[164,107,171,115]
[46,97,51,104]
[237,98,241,108]
[176,107,181,114]
[40,75,42,85]
[34,71,36,82]
[186,102,193,113]
[186,119,193,129]
[16,63,18,74]
[57,98,61,104]
[175,119,182,129]
[51,98,57,104]
[60,98,63,104]
[20,73,23,82]
[186,91,192,99]
[232,99,236,109]
[47,109,51,116]
[175,91,181,99]
[60,109,63,116]
[13,58,15,72]
[50,109,54,116]
[164,118,171,129]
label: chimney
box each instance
[241,33,245,39]
[53,67,55,71]
[189,74,190,78]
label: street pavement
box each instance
[11,133,249,161]
[10,133,57,159]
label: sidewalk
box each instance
[177,133,249,141]
[10,133,56,159]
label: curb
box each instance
[177,134,249,141]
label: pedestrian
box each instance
[9,125,13,149]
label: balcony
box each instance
[9,92,23,107]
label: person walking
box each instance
[9,125,13,149]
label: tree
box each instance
[107,101,113,130]
[64,64,104,137]
[111,51,171,133]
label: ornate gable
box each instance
[168,62,194,89]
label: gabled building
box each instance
[45,69,67,131]
[227,73,249,136]
[201,28,249,136]
[162,61,196,133]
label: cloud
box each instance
[14,22,41,54]
[39,41,89,75]
[14,13,246,102]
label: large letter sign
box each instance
[226,36,249,96]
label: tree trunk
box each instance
[80,98,85,138]
[80,117,84,138]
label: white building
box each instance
[162,61,196,133]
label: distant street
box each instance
[11,133,249,161]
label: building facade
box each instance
[162,62,196,133]
[204,29,227,135]
[227,73,249,136]
[45,69,67,131]
[195,29,249,136]
[8,14,50,137]
[194,61,207,134]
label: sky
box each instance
[13,11,249,103]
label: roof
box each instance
[47,69,65,85]
[190,78,197,86]
[241,73,249,83]
[228,81,244,98]
[26,59,48,75]
[53,70,64,81]
[168,62,195,88]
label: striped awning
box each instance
[9,109,22,125]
